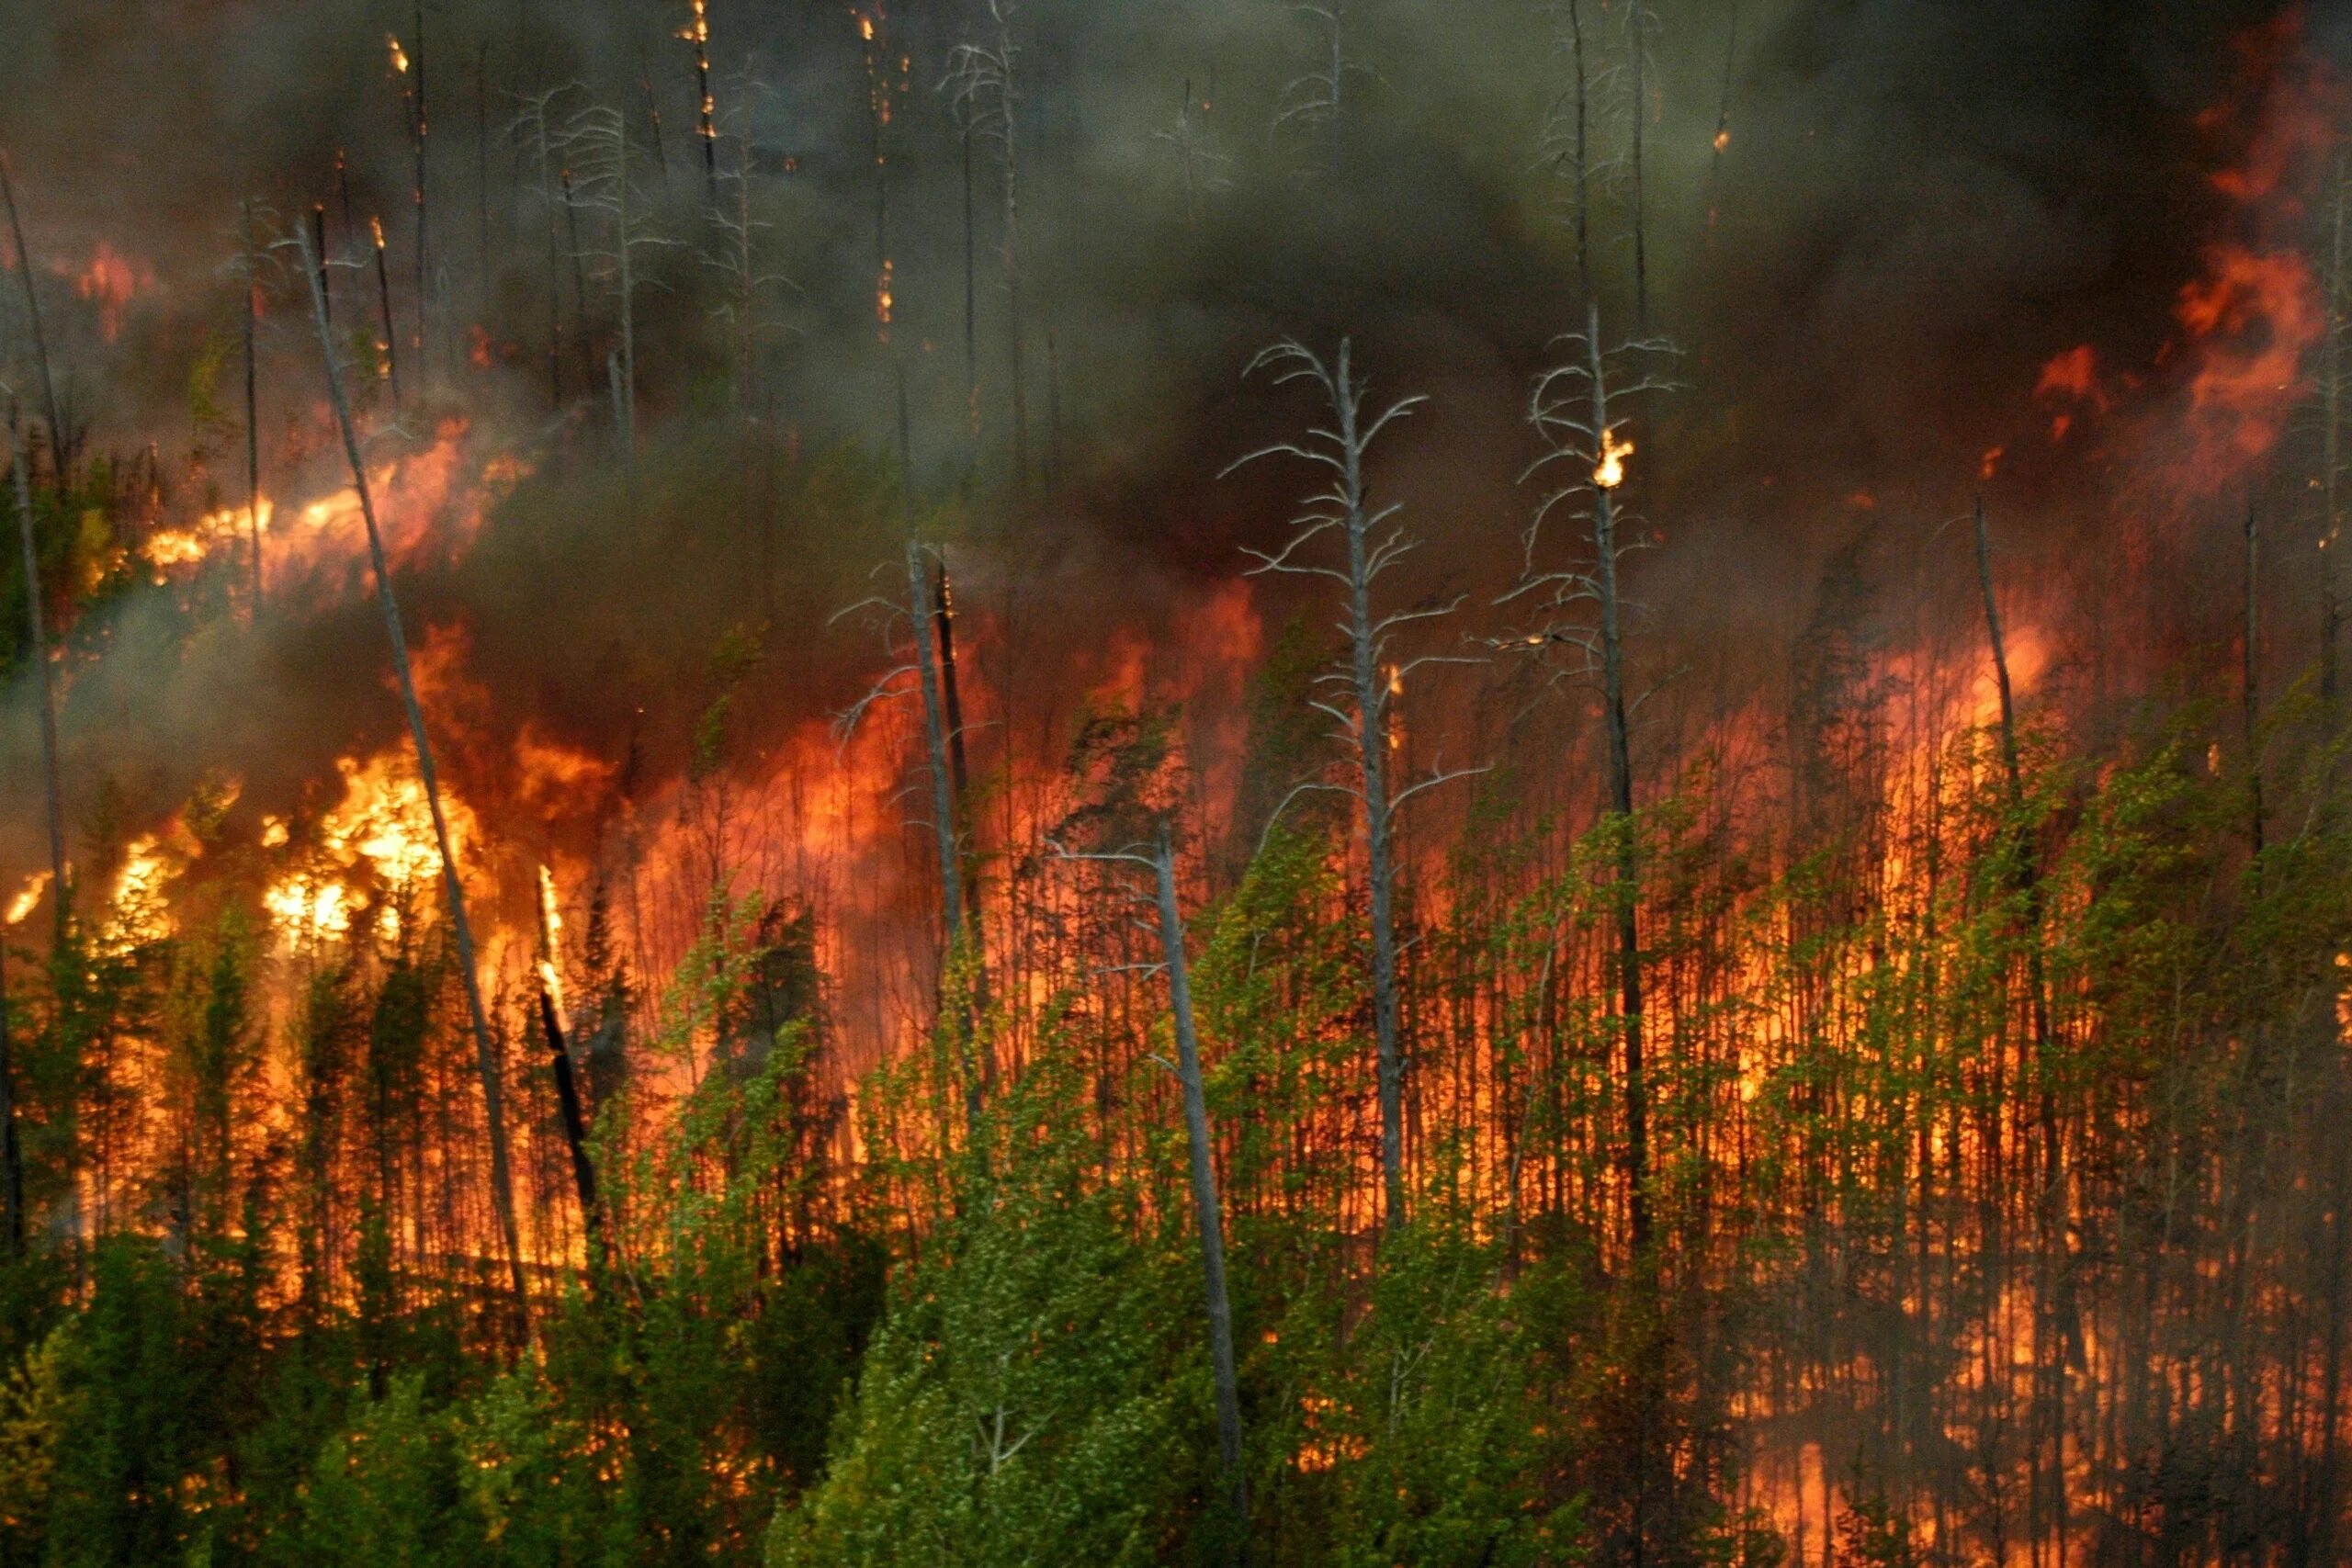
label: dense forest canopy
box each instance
[0,0,2349,1562]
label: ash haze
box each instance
[0,2,2348,1564]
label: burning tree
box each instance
[1504,300,1678,1258]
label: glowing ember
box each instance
[388,34,409,73]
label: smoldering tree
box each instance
[943,0,1030,487]
[1228,337,1483,1235]
[1503,301,1678,1259]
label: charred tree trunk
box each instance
[537,987,604,1273]
[1152,824,1249,1560]
[298,224,532,1337]
[373,218,403,410]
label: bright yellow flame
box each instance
[537,864,570,1032]
[6,871,51,926]
[259,816,290,849]
[1713,128,1731,152]
[262,750,476,947]
[1594,425,1634,490]
[859,14,876,41]
[141,499,275,572]
[370,215,387,252]
[388,34,410,73]
[108,835,175,947]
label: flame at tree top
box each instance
[1594,424,1633,490]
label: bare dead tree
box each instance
[1537,0,1615,305]
[293,223,532,1336]
[1274,3,1368,160]
[561,101,680,472]
[1049,820,1249,1558]
[1228,337,1484,1233]
[1619,0,1658,333]
[1505,301,1679,1258]
[699,89,795,424]
[944,0,1030,487]
[508,87,571,409]
[3,398,66,942]
[0,153,66,482]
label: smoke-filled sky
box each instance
[0,0,2341,976]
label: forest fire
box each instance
[3,3,2352,1565]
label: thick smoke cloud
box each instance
[0,0,2328,899]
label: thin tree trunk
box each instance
[373,219,402,410]
[537,987,603,1273]
[297,224,531,1336]
[311,204,333,331]
[2324,168,2346,704]
[1587,302,1649,1258]
[0,152,66,482]
[2246,498,2265,864]
[412,2,432,382]
[243,200,265,614]
[1153,825,1249,1559]
[6,412,66,942]
[1627,6,1649,334]
[962,117,978,464]
[0,910,20,1257]
[1566,0,1591,304]
[907,538,978,1134]
[1330,341,1408,1231]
